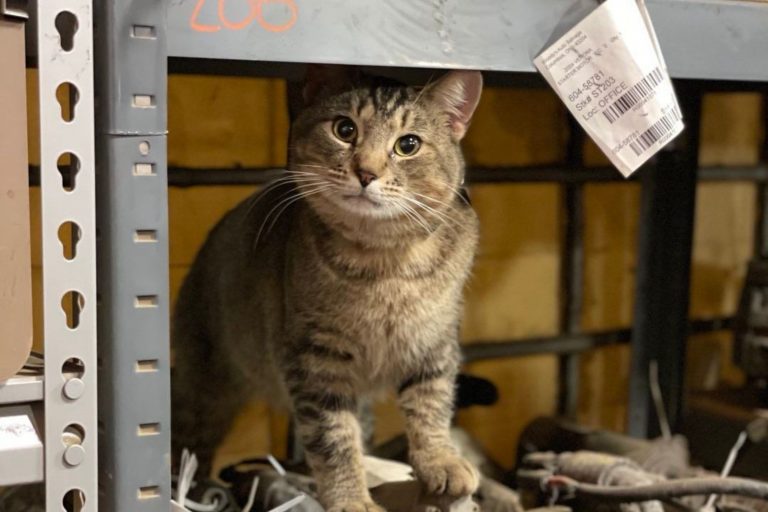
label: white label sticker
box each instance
[534,0,684,176]
[0,414,40,449]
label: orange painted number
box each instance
[255,0,298,32]
[190,0,221,32]
[190,0,298,33]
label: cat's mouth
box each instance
[341,193,381,208]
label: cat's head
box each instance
[288,66,482,238]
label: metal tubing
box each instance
[628,83,702,438]
[461,316,730,363]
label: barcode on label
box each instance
[629,107,682,156]
[602,67,664,124]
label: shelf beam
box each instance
[166,0,768,82]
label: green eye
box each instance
[394,134,421,156]
[332,117,357,142]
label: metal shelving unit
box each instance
[6,0,768,510]
[0,0,99,503]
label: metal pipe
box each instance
[558,118,586,418]
[461,316,731,362]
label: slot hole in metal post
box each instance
[135,295,158,308]
[133,162,156,176]
[61,291,85,329]
[56,82,79,122]
[134,229,158,243]
[138,486,160,500]
[58,221,82,260]
[135,359,159,373]
[55,11,79,52]
[132,25,156,38]
[62,489,85,511]
[63,423,85,445]
[132,94,155,108]
[62,357,85,378]
[138,423,160,436]
[57,152,80,191]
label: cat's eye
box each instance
[332,117,357,143]
[394,134,421,157]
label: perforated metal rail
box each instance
[38,0,98,509]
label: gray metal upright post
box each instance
[38,0,99,508]
[628,85,701,438]
[558,121,585,419]
[94,1,171,510]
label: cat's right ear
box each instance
[426,70,483,141]
[302,64,355,105]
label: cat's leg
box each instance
[397,351,479,498]
[285,352,382,512]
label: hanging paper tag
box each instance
[534,0,683,176]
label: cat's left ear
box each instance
[427,70,483,141]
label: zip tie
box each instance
[703,430,748,510]
[267,493,306,512]
[649,361,672,440]
[241,477,260,512]
[177,449,198,507]
[267,454,287,476]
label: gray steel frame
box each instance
[95,0,171,510]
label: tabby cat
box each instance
[172,66,483,512]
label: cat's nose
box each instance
[355,168,378,188]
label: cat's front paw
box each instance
[326,500,386,512]
[411,450,479,497]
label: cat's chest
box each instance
[301,269,459,376]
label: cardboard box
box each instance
[0,18,33,381]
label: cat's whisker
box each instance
[241,177,300,225]
[409,190,459,213]
[399,193,454,225]
[243,175,327,214]
[393,198,432,236]
[246,178,326,234]
[392,202,422,235]
[264,184,336,236]
[398,194,461,238]
[292,164,331,171]
[417,177,470,207]
[404,192,457,224]
[286,169,324,175]
[411,73,436,107]
[254,183,335,246]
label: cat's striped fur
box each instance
[172,67,483,512]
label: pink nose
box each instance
[355,168,378,187]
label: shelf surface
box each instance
[0,374,43,406]
[0,405,44,485]
[167,0,768,82]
